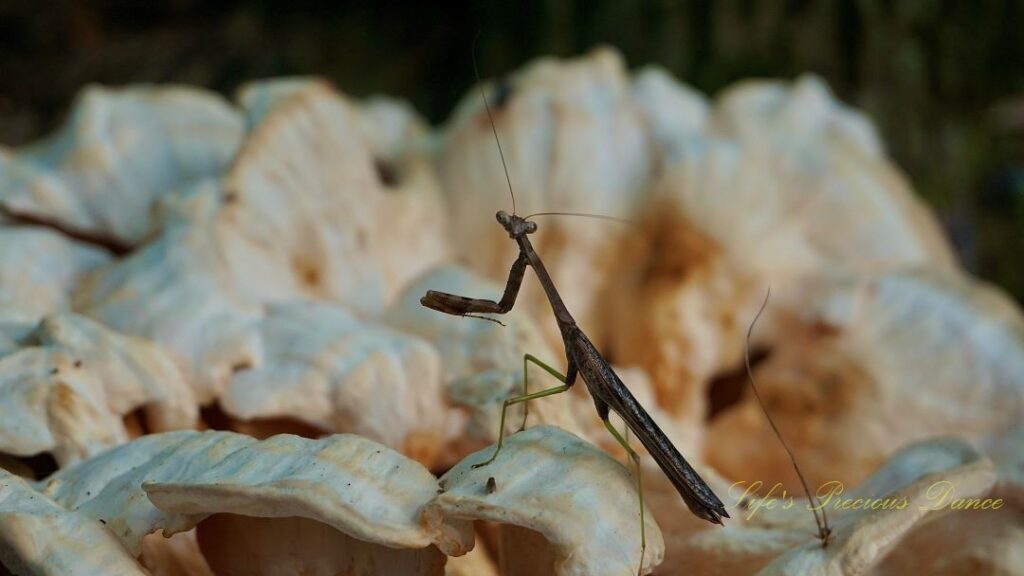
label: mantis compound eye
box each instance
[524,221,538,234]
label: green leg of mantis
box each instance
[472,354,569,469]
[603,418,646,576]
[516,353,565,432]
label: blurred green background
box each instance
[1,0,1022,301]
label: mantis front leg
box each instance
[421,252,528,321]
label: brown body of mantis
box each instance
[421,211,730,528]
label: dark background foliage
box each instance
[1,0,1022,300]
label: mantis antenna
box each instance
[525,211,637,226]
[746,288,832,545]
[471,32,516,216]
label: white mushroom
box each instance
[0,226,110,322]
[73,181,265,403]
[707,269,1024,491]
[0,469,146,575]
[219,300,446,466]
[225,79,449,313]
[874,425,1024,575]
[630,66,710,167]
[422,425,664,576]
[0,316,34,357]
[0,84,244,245]
[38,431,471,564]
[607,75,958,426]
[74,81,449,400]
[0,314,196,467]
[710,74,884,160]
[657,437,995,575]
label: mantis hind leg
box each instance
[601,412,646,576]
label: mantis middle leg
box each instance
[472,354,576,469]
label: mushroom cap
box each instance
[0,312,196,469]
[30,314,196,432]
[72,182,264,403]
[219,300,445,465]
[422,425,664,576]
[0,470,146,575]
[73,81,450,401]
[606,71,957,420]
[225,79,449,313]
[0,84,244,244]
[661,438,994,575]
[875,426,1024,575]
[707,269,1024,491]
[0,226,110,322]
[759,438,995,576]
[38,430,471,556]
[630,66,710,166]
[444,367,592,449]
[710,74,883,160]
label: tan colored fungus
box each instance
[0,470,146,575]
[219,300,446,466]
[874,425,1024,575]
[607,72,958,425]
[0,314,195,466]
[37,431,470,556]
[0,85,244,245]
[72,181,265,402]
[0,227,110,322]
[707,269,1024,491]
[443,541,499,576]
[226,79,449,313]
[75,80,449,401]
[422,425,664,576]
[659,438,995,575]
[139,529,215,576]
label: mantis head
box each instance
[496,210,537,238]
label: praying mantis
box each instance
[420,72,729,576]
[421,207,729,571]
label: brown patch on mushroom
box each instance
[290,256,322,290]
[121,409,149,439]
[706,347,771,421]
[374,158,401,188]
[404,430,444,470]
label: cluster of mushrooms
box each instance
[0,47,1021,575]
